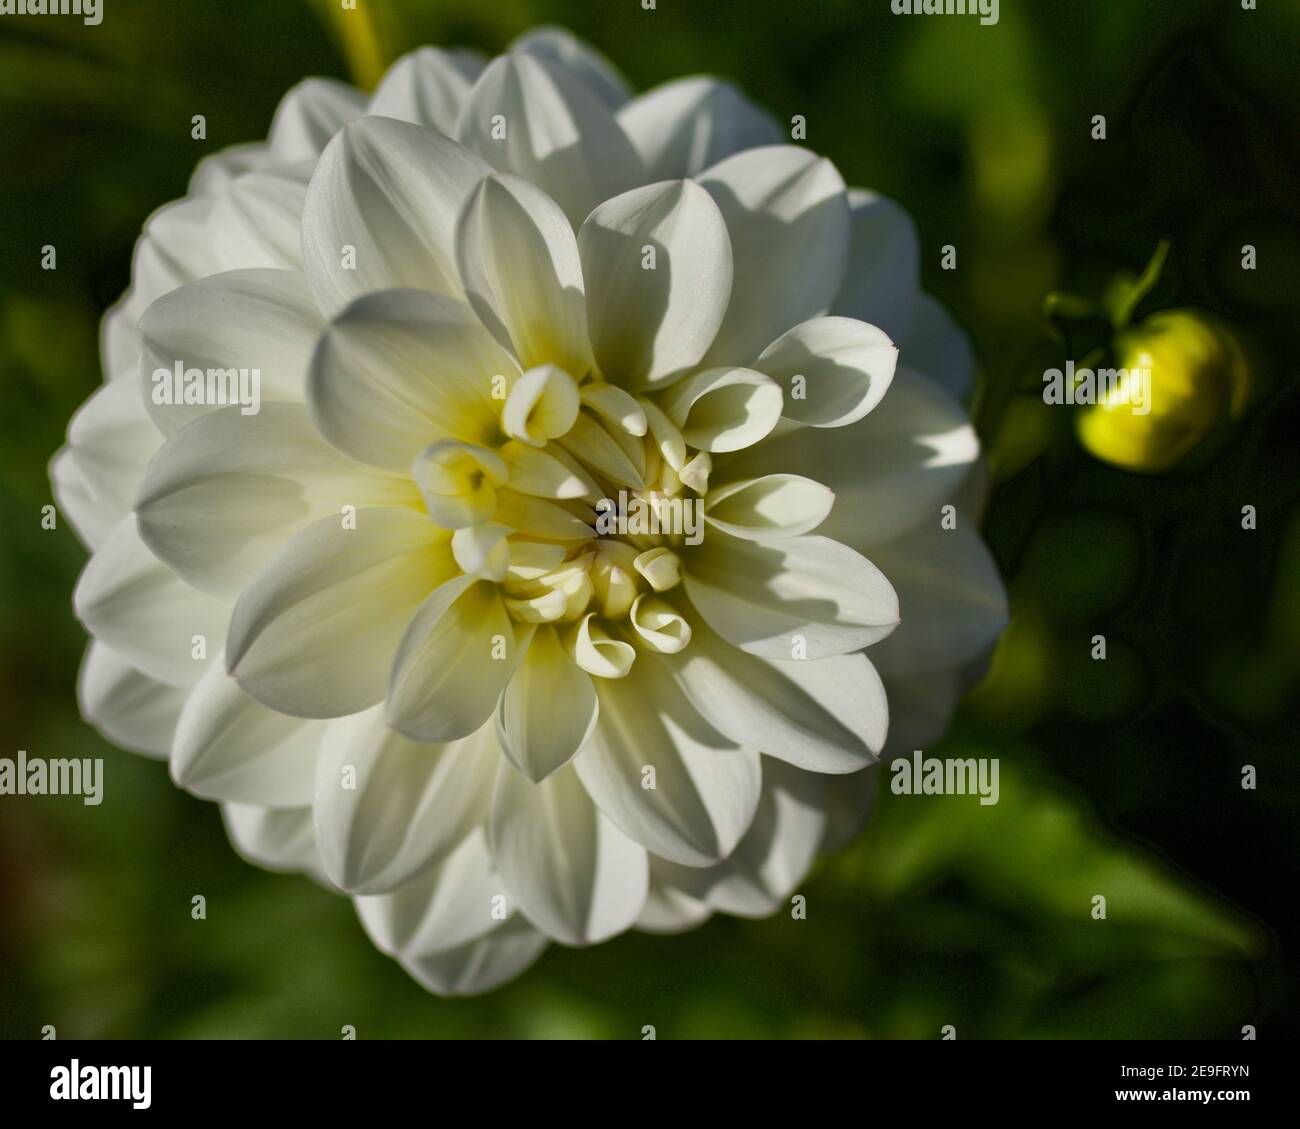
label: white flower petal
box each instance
[557,411,644,487]
[410,436,509,529]
[535,445,603,504]
[301,117,491,317]
[409,434,505,524]
[829,189,920,341]
[878,665,969,757]
[268,78,366,161]
[654,757,827,917]
[455,174,592,374]
[861,516,1009,678]
[572,613,636,679]
[500,441,590,500]
[820,766,876,853]
[387,577,526,742]
[639,396,687,470]
[497,624,597,782]
[492,762,648,945]
[659,365,782,452]
[505,540,569,582]
[723,366,979,546]
[502,365,582,449]
[188,143,273,197]
[314,708,496,894]
[683,530,898,660]
[574,656,762,867]
[139,269,323,436]
[398,915,548,997]
[135,403,418,598]
[494,489,596,543]
[702,758,829,916]
[227,508,453,718]
[134,197,219,299]
[73,516,228,688]
[356,827,508,957]
[49,446,118,551]
[629,595,691,652]
[222,803,320,874]
[900,292,978,402]
[367,46,482,134]
[308,288,518,470]
[635,880,713,935]
[207,171,311,272]
[452,522,512,580]
[704,474,835,540]
[457,52,644,228]
[698,146,850,365]
[578,179,733,390]
[509,27,632,111]
[132,169,312,303]
[77,641,188,759]
[617,76,784,180]
[171,655,327,805]
[660,615,886,773]
[752,315,898,429]
[579,383,646,435]
[100,294,141,383]
[63,378,161,531]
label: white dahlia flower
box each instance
[51,29,1007,995]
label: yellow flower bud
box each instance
[1076,309,1249,472]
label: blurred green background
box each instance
[1,0,1297,1039]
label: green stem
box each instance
[1111,239,1171,329]
[311,0,390,91]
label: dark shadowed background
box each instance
[1,0,1297,1038]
